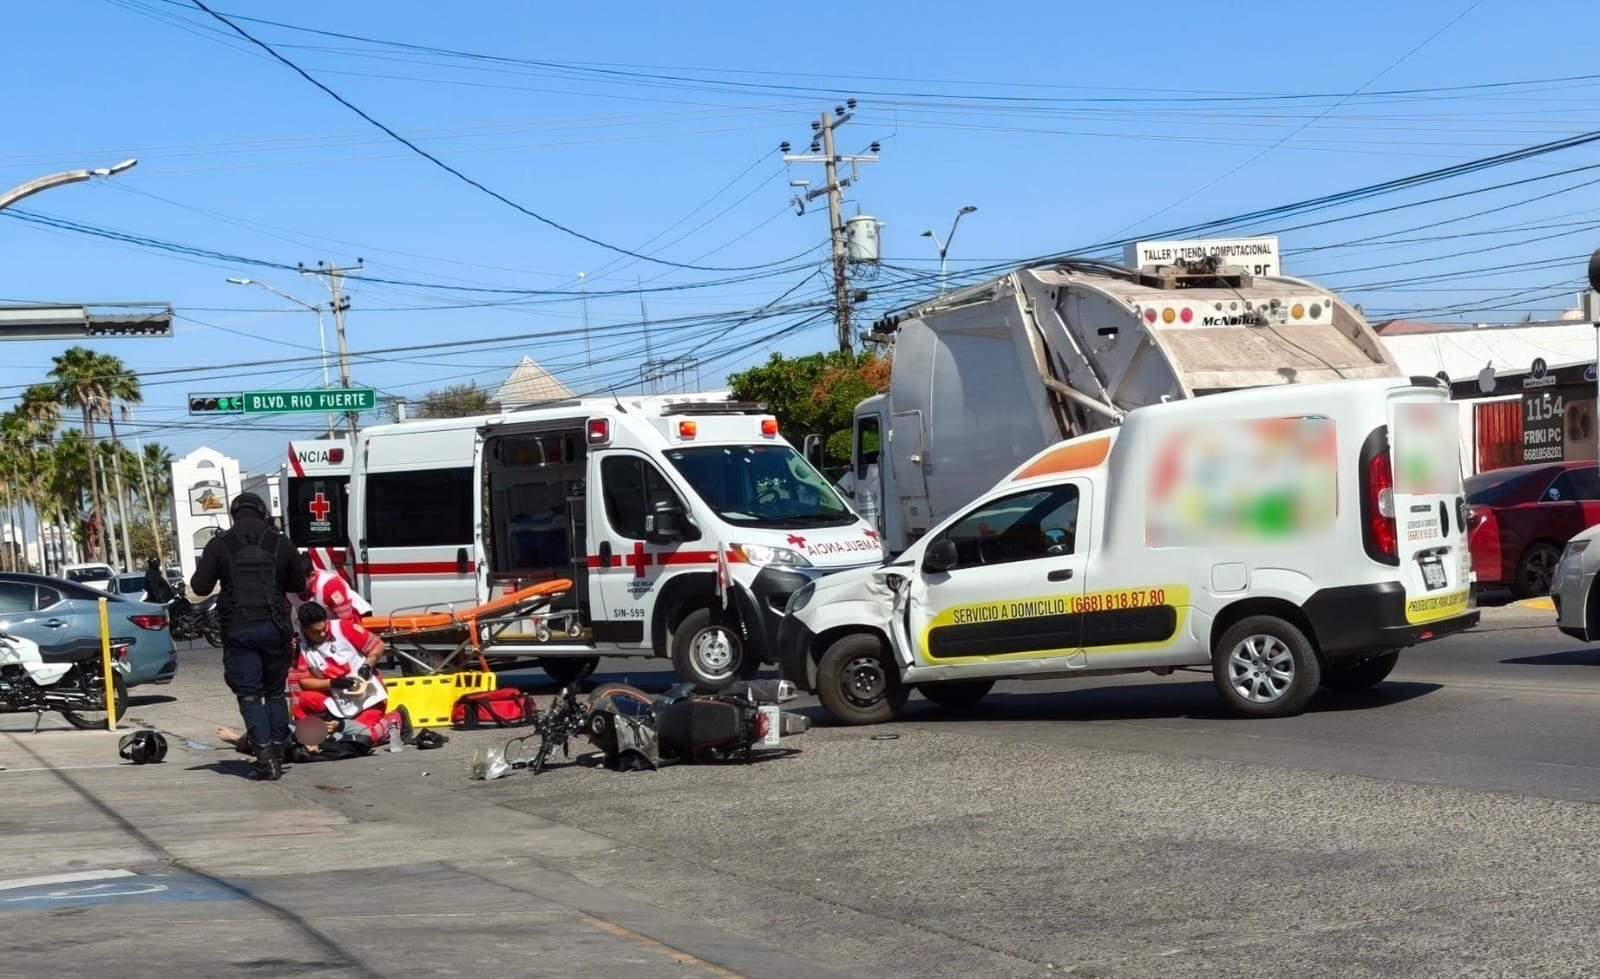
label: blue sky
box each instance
[5,0,1600,475]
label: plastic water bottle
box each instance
[388,719,403,753]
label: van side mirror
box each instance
[922,539,959,574]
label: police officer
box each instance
[191,492,306,781]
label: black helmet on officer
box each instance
[229,492,268,521]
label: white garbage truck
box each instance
[843,255,1403,553]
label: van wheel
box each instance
[1513,542,1561,599]
[918,680,993,709]
[671,608,757,693]
[1212,616,1321,718]
[817,633,908,726]
[539,657,599,686]
[1320,650,1400,692]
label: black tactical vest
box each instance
[222,526,286,634]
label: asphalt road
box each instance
[6,606,1600,978]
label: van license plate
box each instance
[1420,557,1447,591]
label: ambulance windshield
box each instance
[665,443,856,529]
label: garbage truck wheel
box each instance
[817,633,907,726]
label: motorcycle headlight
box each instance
[786,581,816,614]
[732,543,812,569]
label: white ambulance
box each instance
[778,376,1480,723]
[282,438,355,585]
[346,393,884,688]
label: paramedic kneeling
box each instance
[292,601,404,751]
[192,492,305,781]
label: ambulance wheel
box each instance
[1212,616,1321,718]
[817,633,907,726]
[396,648,453,677]
[917,680,994,710]
[539,657,599,686]
[671,608,757,693]
[1320,650,1400,693]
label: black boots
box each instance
[251,743,285,781]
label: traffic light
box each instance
[188,393,244,415]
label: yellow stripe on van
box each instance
[1404,588,1469,625]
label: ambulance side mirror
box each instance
[646,499,696,543]
[802,434,824,470]
[922,539,959,575]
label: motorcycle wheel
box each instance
[203,619,224,648]
[60,670,130,730]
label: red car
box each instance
[1465,461,1600,598]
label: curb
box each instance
[1514,597,1556,611]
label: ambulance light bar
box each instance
[659,400,768,416]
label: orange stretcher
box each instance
[363,579,574,675]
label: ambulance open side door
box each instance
[905,479,1090,670]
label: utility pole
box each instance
[105,406,135,570]
[300,260,364,443]
[126,405,165,570]
[579,272,594,395]
[782,101,879,352]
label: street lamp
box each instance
[226,277,335,437]
[0,159,138,213]
[920,205,977,295]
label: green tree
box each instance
[49,346,113,561]
[727,351,888,471]
[411,382,491,419]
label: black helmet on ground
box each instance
[228,492,268,520]
[118,730,169,765]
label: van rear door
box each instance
[1387,389,1472,625]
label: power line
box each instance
[186,0,804,273]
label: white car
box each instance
[62,563,117,592]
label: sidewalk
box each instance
[0,700,852,979]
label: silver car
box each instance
[1553,524,1600,640]
[0,572,177,686]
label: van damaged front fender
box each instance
[776,566,901,693]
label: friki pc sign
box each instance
[1124,236,1281,277]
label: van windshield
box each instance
[664,443,856,529]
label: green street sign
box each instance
[243,388,376,415]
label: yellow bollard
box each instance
[98,598,116,732]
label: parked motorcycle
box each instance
[0,629,131,730]
[471,679,811,780]
[167,594,222,648]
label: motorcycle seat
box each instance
[37,639,115,663]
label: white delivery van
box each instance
[778,376,1479,723]
[281,437,354,585]
[347,393,884,688]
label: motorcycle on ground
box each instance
[167,594,222,648]
[471,679,811,780]
[0,629,131,731]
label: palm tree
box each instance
[49,346,113,564]
[99,352,141,571]
[137,441,175,564]
[19,384,65,572]
[0,413,25,570]
[48,430,93,564]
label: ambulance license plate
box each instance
[1420,556,1447,591]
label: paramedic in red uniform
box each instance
[290,601,404,750]
[289,554,374,639]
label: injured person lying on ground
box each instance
[219,600,444,760]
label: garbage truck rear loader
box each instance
[848,258,1401,553]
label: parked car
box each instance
[111,573,148,600]
[1553,526,1600,639]
[0,572,176,686]
[61,562,117,592]
[1465,461,1600,598]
